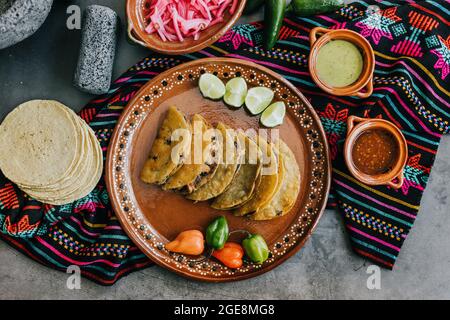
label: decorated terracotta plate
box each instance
[106,58,331,282]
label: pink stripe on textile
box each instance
[135,70,159,76]
[226,54,310,76]
[89,97,110,103]
[114,76,132,84]
[375,59,449,107]
[318,15,340,24]
[301,88,360,106]
[104,225,124,231]
[95,112,122,118]
[199,50,215,57]
[69,216,100,237]
[36,237,122,268]
[284,18,311,32]
[113,71,158,85]
[334,179,417,219]
[82,261,152,285]
[347,225,401,252]
[375,86,441,137]
[296,35,309,41]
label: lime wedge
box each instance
[260,102,286,127]
[224,77,247,108]
[245,87,274,115]
[199,73,226,100]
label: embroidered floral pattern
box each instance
[355,7,402,44]
[431,35,450,80]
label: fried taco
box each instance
[140,106,191,185]
[234,138,281,216]
[211,132,262,210]
[251,139,300,220]
[187,122,243,201]
[163,114,219,194]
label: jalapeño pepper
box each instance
[286,0,344,17]
[242,234,269,264]
[206,216,229,250]
[263,0,286,50]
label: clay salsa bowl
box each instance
[344,116,408,189]
[126,0,246,55]
[309,27,375,98]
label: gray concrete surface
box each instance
[0,0,449,300]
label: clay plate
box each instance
[105,58,331,282]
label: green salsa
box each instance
[316,40,363,88]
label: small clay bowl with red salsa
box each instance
[344,116,408,189]
[126,0,246,55]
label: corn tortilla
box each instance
[17,111,89,192]
[24,124,103,205]
[251,139,300,220]
[187,122,243,201]
[163,114,218,193]
[141,106,191,185]
[0,100,80,187]
[234,139,280,216]
[211,133,262,210]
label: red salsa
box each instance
[352,129,399,175]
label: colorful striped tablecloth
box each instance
[0,0,448,284]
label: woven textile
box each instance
[0,0,448,284]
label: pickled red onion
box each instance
[143,0,234,42]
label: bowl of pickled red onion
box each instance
[126,0,246,55]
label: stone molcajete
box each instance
[0,0,53,50]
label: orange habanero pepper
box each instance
[165,230,205,255]
[212,242,244,269]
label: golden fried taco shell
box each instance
[140,106,191,185]
[251,139,300,220]
[187,122,243,201]
[211,133,262,210]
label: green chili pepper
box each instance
[244,0,265,15]
[206,216,229,250]
[263,0,286,50]
[286,0,344,17]
[242,234,269,264]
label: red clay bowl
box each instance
[126,0,246,55]
[344,116,408,189]
[309,27,375,98]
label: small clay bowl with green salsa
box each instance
[344,116,408,189]
[309,27,375,98]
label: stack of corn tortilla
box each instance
[0,100,103,205]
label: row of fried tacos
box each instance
[140,106,300,220]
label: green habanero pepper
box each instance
[286,0,344,17]
[263,0,286,50]
[242,234,269,264]
[206,216,229,250]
